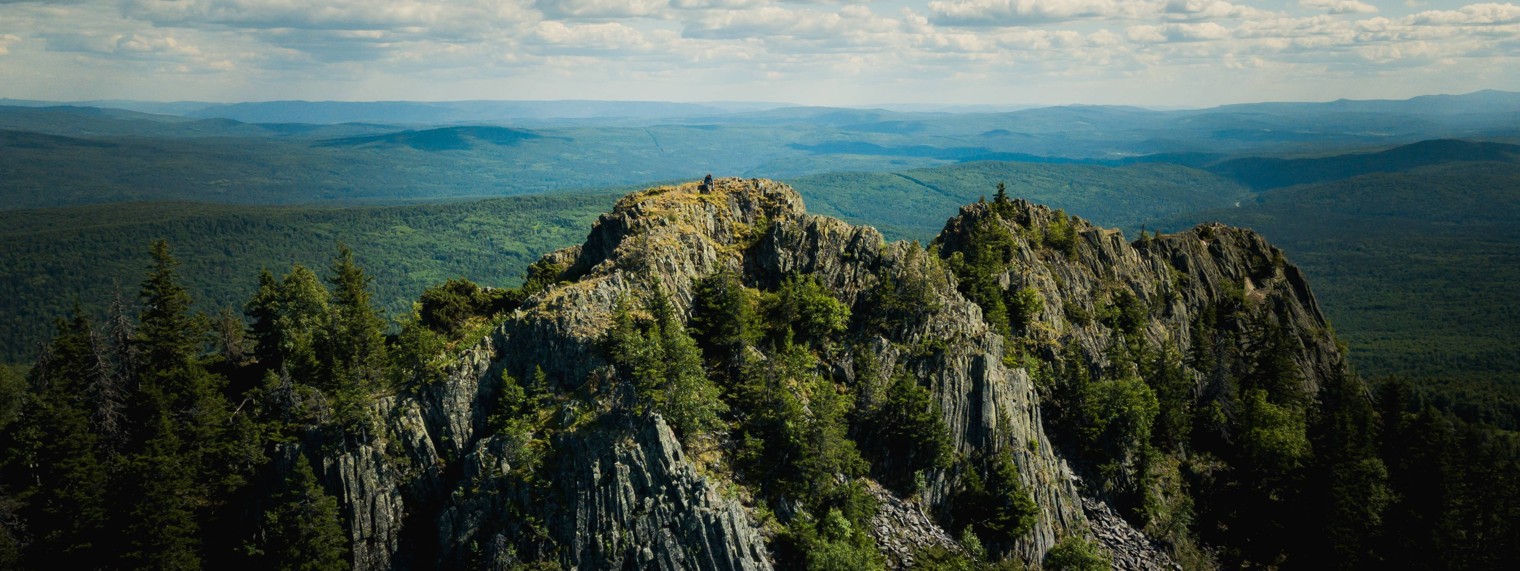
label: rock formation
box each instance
[313,178,1349,570]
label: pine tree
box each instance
[606,293,726,441]
[9,314,110,568]
[319,245,386,437]
[247,265,330,379]
[137,240,200,371]
[125,240,243,566]
[121,404,202,570]
[689,269,761,366]
[257,453,348,571]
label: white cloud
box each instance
[1163,0,1270,21]
[528,20,660,53]
[683,4,900,41]
[1406,3,1520,25]
[534,0,667,20]
[0,34,20,56]
[927,0,1160,26]
[2,0,1519,105]
[1300,0,1378,15]
[1127,21,1231,42]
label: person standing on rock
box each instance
[703,173,713,193]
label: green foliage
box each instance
[604,293,727,441]
[0,366,20,430]
[1006,287,1043,332]
[1140,345,1193,451]
[122,410,203,570]
[860,248,944,334]
[253,454,349,571]
[0,193,613,364]
[393,307,451,388]
[138,240,204,370]
[7,315,110,568]
[1049,343,1159,489]
[316,244,388,439]
[856,373,952,493]
[953,449,1038,551]
[944,214,1018,336]
[1043,537,1110,571]
[488,371,549,477]
[520,259,569,298]
[246,265,330,378]
[419,278,484,336]
[1238,388,1309,473]
[731,341,866,499]
[1041,210,1077,256]
[760,274,851,349]
[780,508,886,571]
[689,269,763,365]
[1096,287,1145,337]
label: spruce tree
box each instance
[257,454,348,571]
[121,404,202,570]
[10,314,110,568]
[126,240,241,566]
[319,245,386,435]
[138,240,201,371]
[247,265,330,379]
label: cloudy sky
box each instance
[0,0,1516,106]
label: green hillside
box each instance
[1172,161,1520,396]
[1206,139,1520,191]
[0,194,616,362]
[788,161,1250,240]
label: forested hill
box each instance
[0,194,616,363]
[2,179,1514,570]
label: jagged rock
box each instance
[548,415,771,571]
[313,179,1351,570]
[1081,496,1180,571]
[862,480,962,569]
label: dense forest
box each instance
[2,183,1516,569]
[0,194,617,363]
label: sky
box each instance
[0,1,1517,107]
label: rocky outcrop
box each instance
[548,415,771,571]
[1082,496,1180,571]
[313,179,1351,570]
[864,480,962,569]
[934,200,1344,399]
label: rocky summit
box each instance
[291,177,1354,570]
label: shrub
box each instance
[1043,537,1110,571]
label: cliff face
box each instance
[315,179,1346,569]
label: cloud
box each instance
[1163,0,1270,21]
[1299,0,1378,15]
[927,0,1159,26]
[1127,21,1231,42]
[534,0,666,20]
[528,20,661,53]
[1406,3,1520,25]
[683,4,899,41]
[121,0,540,39]
[0,34,19,55]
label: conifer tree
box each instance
[257,454,348,571]
[247,265,330,379]
[121,405,201,570]
[319,245,386,437]
[126,241,242,566]
[138,240,201,370]
[323,247,386,384]
[689,269,761,366]
[9,314,110,568]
